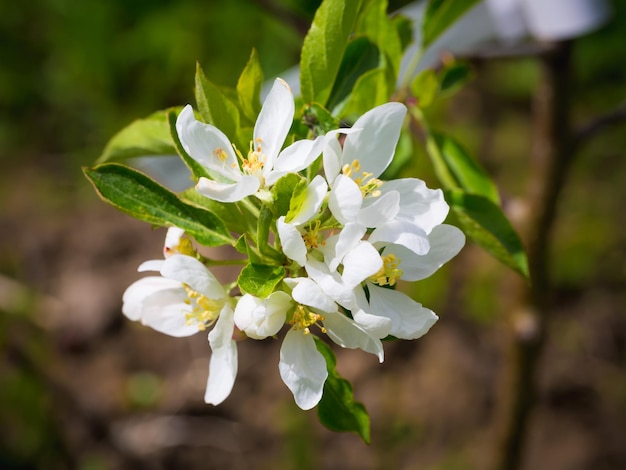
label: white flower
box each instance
[362,224,466,339]
[234,291,292,339]
[122,253,237,405]
[278,276,386,410]
[176,78,324,202]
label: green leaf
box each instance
[167,110,212,181]
[341,67,389,117]
[237,49,264,124]
[237,263,285,298]
[431,132,500,204]
[391,14,414,52]
[179,187,247,234]
[439,60,473,97]
[315,338,370,444]
[356,0,402,76]
[285,178,310,224]
[326,37,380,114]
[258,206,284,261]
[97,108,179,164]
[411,69,440,108]
[195,63,244,150]
[422,0,480,49]
[302,103,341,137]
[271,173,306,217]
[446,190,529,278]
[84,163,234,247]
[300,0,363,106]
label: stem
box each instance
[491,42,573,470]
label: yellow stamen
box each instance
[213,147,228,161]
[182,285,224,331]
[370,254,403,287]
[290,305,326,334]
[342,159,382,197]
[302,220,325,249]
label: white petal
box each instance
[367,283,438,340]
[342,102,406,178]
[380,179,449,233]
[205,305,238,405]
[140,287,201,337]
[234,292,291,339]
[328,174,362,225]
[176,105,240,182]
[304,258,355,308]
[386,224,466,281]
[267,136,325,185]
[357,190,400,228]
[323,311,385,362]
[122,276,180,321]
[196,175,260,203]
[138,259,164,272]
[291,277,336,313]
[164,227,185,256]
[255,78,294,173]
[324,222,366,272]
[277,216,307,266]
[369,220,430,256]
[341,241,383,289]
[322,131,344,183]
[351,306,393,339]
[161,255,225,299]
[279,329,328,410]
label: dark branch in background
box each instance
[575,101,626,145]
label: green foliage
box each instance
[236,49,264,124]
[271,173,307,217]
[446,190,529,278]
[84,163,233,247]
[300,0,363,106]
[421,0,481,49]
[315,338,371,443]
[96,108,179,164]
[238,263,286,298]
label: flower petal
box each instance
[322,133,344,183]
[380,178,449,233]
[357,190,400,228]
[279,329,328,410]
[138,259,164,272]
[176,105,240,182]
[367,283,438,340]
[267,136,325,186]
[277,216,307,266]
[290,277,336,313]
[385,224,466,281]
[369,220,430,256]
[139,286,201,337]
[324,222,366,272]
[234,292,291,339]
[255,78,294,173]
[122,276,180,322]
[196,175,260,203]
[328,174,362,225]
[342,102,406,178]
[160,255,225,300]
[323,311,385,362]
[341,241,382,289]
[205,305,238,405]
[304,258,355,308]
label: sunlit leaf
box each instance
[237,263,285,298]
[97,108,180,164]
[422,0,480,49]
[411,69,439,108]
[341,67,389,117]
[315,338,370,444]
[84,163,233,247]
[446,190,529,278]
[356,0,402,76]
[300,0,363,106]
[327,37,380,113]
[179,187,247,235]
[271,173,306,217]
[237,49,264,124]
[195,63,244,150]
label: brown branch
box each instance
[575,102,626,145]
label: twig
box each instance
[575,102,626,145]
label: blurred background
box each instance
[1,0,625,468]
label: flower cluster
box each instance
[123,79,465,410]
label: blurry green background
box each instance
[1,1,625,469]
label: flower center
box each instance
[370,254,403,287]
[164,237,196,258]
[289,305,326,335]
[235,137,266,176]
[342,159,382,197]
[183,285,224,331]
[303,220,325,250]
